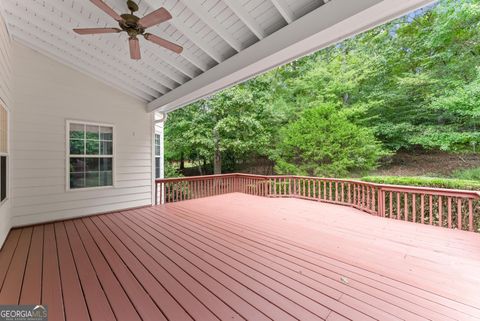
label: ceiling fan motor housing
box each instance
[119,14,144,37]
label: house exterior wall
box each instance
[0,12,12,247]
[10,42,153,228]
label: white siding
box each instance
[10,42,153,227]
[0,12,12,247]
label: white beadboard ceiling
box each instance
[1,0,434,111]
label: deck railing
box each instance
[155,174,480,233]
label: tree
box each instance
[164,84,273,174]
[274,103,388,177]
[164,0,480,177]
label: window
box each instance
[0,103,7,203]
[155,133,161,178]
[68,121,114,190]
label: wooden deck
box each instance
[0,193,479,321]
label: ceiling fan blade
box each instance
[144,33,183,54]
[139,7,172,28]
[129,37,141,60]
[90,0,123,21]
[73,28,121,35]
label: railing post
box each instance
[378,188,384,217]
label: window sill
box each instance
[66,185,115,192]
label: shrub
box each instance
[451,168,480,181]
[361,176,480,191]
[274,103,389,177]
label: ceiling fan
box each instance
[73,0,183,60]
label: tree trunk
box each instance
[179,152,185,170]
[213,128,222,174]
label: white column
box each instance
[154,112,167,204]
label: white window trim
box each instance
[66,120,116,192]
[0,99,9,206]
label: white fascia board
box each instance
[147,0,435,113]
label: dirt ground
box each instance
[372,151,480,177]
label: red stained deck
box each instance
[0,193,479,321]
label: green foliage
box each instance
[165,0,480,177]
[164,84,273,173]
[274,104,389,177]
[361,176,480,190]
[451,168,480,181]
[164,162,184,178]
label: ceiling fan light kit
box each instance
[73,0,183,60]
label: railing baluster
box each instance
[404,193,408,222]
[397,193,401,220]
[372,187,376,213]
[457,199,462,230]
[420,194,425,224]
[469,199,473,232]
[388,192,392,218]
[429,195,433,225]
[412,194,416,223]
[348,183,351,204]
[369,186,372,209]
[438,196,443,227]
[447,197,452,228]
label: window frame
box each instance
[0,100,9,206]
[66,120,116,192]
[155,133,162,179]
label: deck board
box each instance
[55,222,91,321]
[0,227,32,304]
[72,219,142,321]
[20,225,43,304]
[0,229,21,290]
[1,193,479,321]
[165,203,476,319]
[64,220,116,321]
[42,224,65,321]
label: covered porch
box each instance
[0,0,479,320]
[1,193,480,321]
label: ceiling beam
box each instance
[142,0,223,64]
[180,1,243,51]
[222,0,267,40]
[114,0,210,71]
[116,0,210,71]
[108,0,203,76]
[7,21,158,100]
[47,0,183,88]
[148,0,435,113]
[168,18,223,63]
[270,0,295,24]
[5,6,165,97]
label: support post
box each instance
[154,112,167,204]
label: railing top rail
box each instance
[156,173,480,199]
[155,173,240,183]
